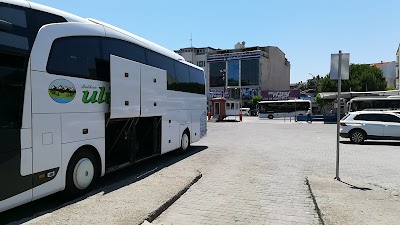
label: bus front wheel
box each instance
[65,149,98,196]
[268,114,274,119]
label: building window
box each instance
[209,62,226,87]
[241,59,259,86]
[227,60,239,86]
[197,61,205,67]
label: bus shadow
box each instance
[340,140,400,147]
[0,145,208,225]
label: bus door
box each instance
[109,55,164,163]
[108,55,141,165]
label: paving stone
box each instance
[153,118,400,224]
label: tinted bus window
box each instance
[174,62,190,92]
[0,3,66,53]
[102,38,146,64]
[0,4,29,52]
[146,50,176,89]
[189,67,205,95]
[28,9,67,47]
[47,37,102,80]
[0,7,27,28]
[100,38,147,80]
[0,51,27,129]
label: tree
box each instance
[319,75,337,92]
[318,64,387,92]
[386,86,395,91]
[251,95,263,107]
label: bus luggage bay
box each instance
[258,100,312,119]
[0,0,207,212]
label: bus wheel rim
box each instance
[182,133,189,150]
[73,158,94,190]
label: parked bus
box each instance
[258,100,312,119]
[0,0,207,212]
[347,96,400,112]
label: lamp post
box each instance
[309,73,319,114]
[220,69,226,98]
[309,73,318,93]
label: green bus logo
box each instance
[48,79,76,104]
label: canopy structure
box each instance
[318,90,400,100]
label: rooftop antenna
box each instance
[190,32,193,47]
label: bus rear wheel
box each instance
[176,130,190,154]
[65,149,98,196]
[268,114,274,119]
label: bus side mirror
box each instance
[0,20,12,31]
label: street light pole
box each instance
[220,69,226,98]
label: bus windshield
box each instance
[0,2,67,129]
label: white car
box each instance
[340,111,400,143]
[240,108,250,116]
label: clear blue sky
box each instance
[32,0,399,83]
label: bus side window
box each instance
[189,67,205,95]
[146,50,176,90]
[100,38,147,81]
[47,37,102,80]
[174,62,191,92]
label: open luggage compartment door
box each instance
[110,55,141,119]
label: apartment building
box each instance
[176,42,290,107]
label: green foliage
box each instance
[318,64,387,92]
[316,93,326,107]
[386,86,395,91]
[252,95,263,106]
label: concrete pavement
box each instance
[152,117,400,224]
[4,116,400,224]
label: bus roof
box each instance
[4,0,191,65]
[87,18,186,62]
[4,0,90,23]
[350,96,400,101]
[258,99,311,104]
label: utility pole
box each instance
[330,50,350,182]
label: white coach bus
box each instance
[0,0,207,212]
[347,96,400,112]
[258,100,312,119]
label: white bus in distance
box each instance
[258,100,312,119]
[347,96,400,112]
[0,0,207,213]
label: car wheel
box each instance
[268,114,274,119]
[65,149,98,196]
[350,130,366,144]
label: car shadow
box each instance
[340,140,400,146]
[0,145,208,225]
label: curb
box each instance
[305,176,325,225]
[141,171,203,225]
